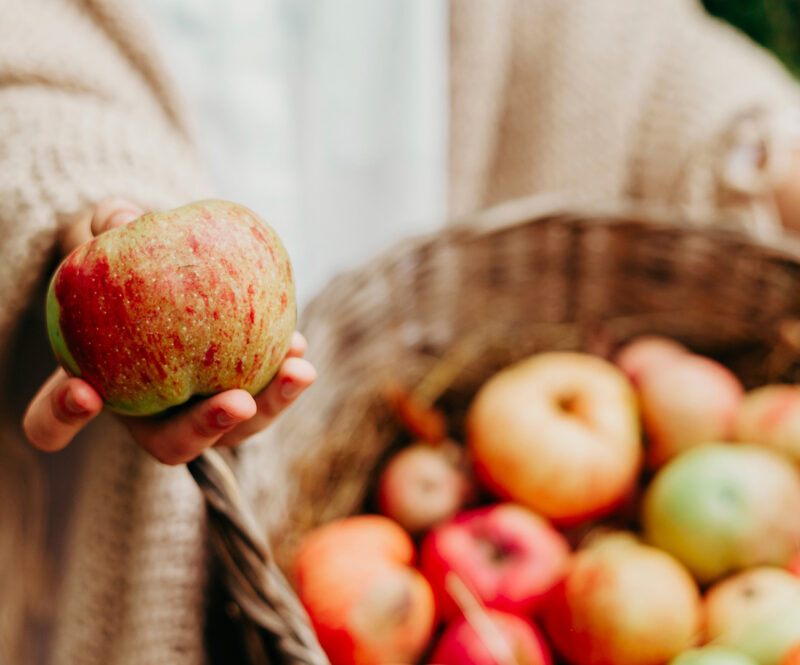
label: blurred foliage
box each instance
[702,0,800,78]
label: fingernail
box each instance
[213,409,238,429]
[281,380,302,401]
[60,389,88,417]
[107,210,140,229]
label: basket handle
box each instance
[187,450,330,665]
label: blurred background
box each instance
[703,0,800,78]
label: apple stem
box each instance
[384,380,448,443]
[444,572,520,665]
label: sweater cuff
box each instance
[0,86,209,381]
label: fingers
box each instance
[216,355,317,448]
[90,198,144,235]
[58,198,143,257]
[287,331,308,358]
[258,357,317,418]
[124,389,257,465]
[23,369,104,452]
[57,207,94,257]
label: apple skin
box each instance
[614,335,688,387]
[47,199,295,415]
[669,647,759,665]
[429,609,553,665]
[736,385,800,465]
[377,441,474,534]
[789,554,800,577]
[467,352,642,524]
[782,645,800,665]
[705,567,800,665]
[642,443,800,584]
[419,503,570,620]
[636,353,743,468]
[292,515,436,665]
[542,532,703,665]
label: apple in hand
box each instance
[47,199,295,415]
[419,503,570,620]
[292,515,435,665]
[614,335,687,386]
[669,647,759,665]
[430,609,552,665]
[467,352,641,524]
[705,566,800,665]
[643,443,800,584]
[736,384,800,465]
[543,532,703,665]
[377,440,473,534]
[635,352,743,467]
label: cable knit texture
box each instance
[0,1,798,664]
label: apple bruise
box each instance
[51,200,296,415]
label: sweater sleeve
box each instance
[449,0,800,232]
[627,0,800,231]
[0,0,209,373]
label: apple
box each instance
[47,199,295,415]
[377,440,474,534]
[419,503,570,620]
[669,647,759,665]
[782,645,800,665]
[543,532,703,665]
[643,443,800,584]
[736,384,800,465]
[292,515,435,665]
[467,352,642,524]
[429,609,552,665]
[636,352,743,467]
[614,335,688,386]
[705,566,800,665]
[789,554,800,577]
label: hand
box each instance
[23,198,316,464]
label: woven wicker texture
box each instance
[225,198,800,663]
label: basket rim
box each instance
[301,194,800,321]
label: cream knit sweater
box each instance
[1,1,798,664]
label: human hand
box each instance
[23,199,316,464]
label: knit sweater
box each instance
[1,1,798,664]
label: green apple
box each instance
[642,443,800,584]
[47,199,296,415]
[705,567,800,665]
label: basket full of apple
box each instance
[43,197,800,664]
[246,199,800,665]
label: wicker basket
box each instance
[196,196,800,665]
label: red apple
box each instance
[377,440,473,534]
[430,609,552,665]
[420,503,570,620]
[782,645,800,665]
[47,199,295,415]
[789,554,800,577]
[614,335,688,386]
[292,515,435,665]
[736,384,800,465]
[636,352,743,467]
[543,532,703,665]
[467,352,642,524]
[705,566,800,665]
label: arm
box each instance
[449,0,800,231]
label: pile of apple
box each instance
[291,337,800,665]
